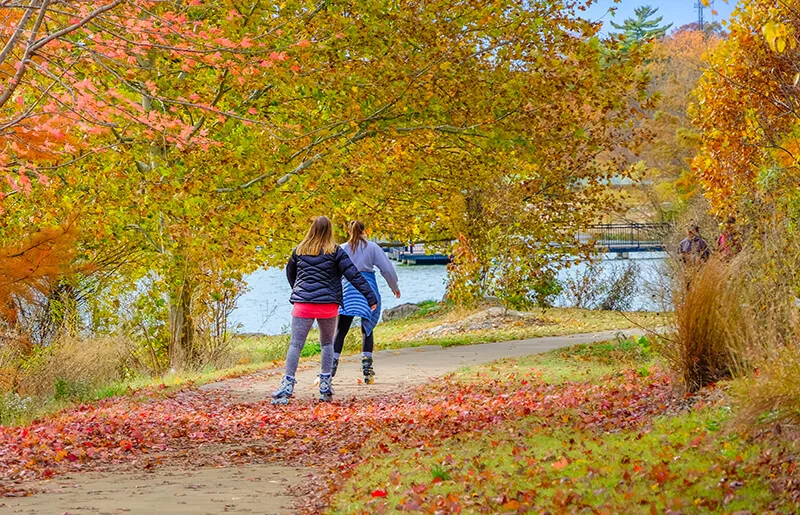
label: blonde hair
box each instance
[347,220,367,252]
[296,216,337,256]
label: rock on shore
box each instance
[382,303,420,321]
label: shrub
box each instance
[0,392,32,426]
[659,221,800,411]
[525,270,563,309]
[415,300,443,317]
[53,377,93,401]
[301,342,322,358]
[192,271,247,368]
[0,338,23,393]
[735,345,800,425]
[562,260,606,309]
[561,260,641,311]
[599,261,640,311]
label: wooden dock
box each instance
[385,244,451,265]
[382,223,671,265]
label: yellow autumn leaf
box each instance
[763,21,781,51]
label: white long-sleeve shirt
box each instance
[341,241,400,293]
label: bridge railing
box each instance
[581,223,672,251]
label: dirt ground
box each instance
[2,464,306,515]
[1,329,640,514]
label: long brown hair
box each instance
[296,216,337,255]
[347,220,367,252]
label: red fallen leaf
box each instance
[649,463,674,486]
[552,457,569,470]
[119,440,133,451]
[371,488,387,497]
[412,484,428,494]
[689,435,704,447]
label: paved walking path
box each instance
[204,328,642,402]
[3,329,642,515]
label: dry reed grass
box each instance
[661,221,800,423]
[720,232,800,425]
[0,348,18,392]
[657,257,736,392]
[17,335,129,398]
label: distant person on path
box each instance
[717,217,741,259]
[679,224,710,265]
[271,216,377,405]
[332,220,401,384]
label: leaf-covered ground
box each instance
[1,341,798,514]
[1,305,663,428]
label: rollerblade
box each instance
[362,356,375,384]
[271,376,296,405]
[319,374,334,402]
[331,357,339,378]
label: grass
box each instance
[330,339,795,514]
[334,409,774,513]
[455,334,653,386]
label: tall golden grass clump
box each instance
[16,334,129,398]
[659,257,738,392]
[661,224,800,423]
[720,233,800,425]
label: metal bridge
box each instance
[579,223,671,255]
[384,223,671,264]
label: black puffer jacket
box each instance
[286,246,378,306]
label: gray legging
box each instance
[284,316,337,378]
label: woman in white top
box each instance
[331,220,401,383]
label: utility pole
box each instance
[695,0,715,31]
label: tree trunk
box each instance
[168,277,196,369]
[44,279,80,344]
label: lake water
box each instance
[229,252,669,335]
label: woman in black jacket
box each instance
[272,216,377,405]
